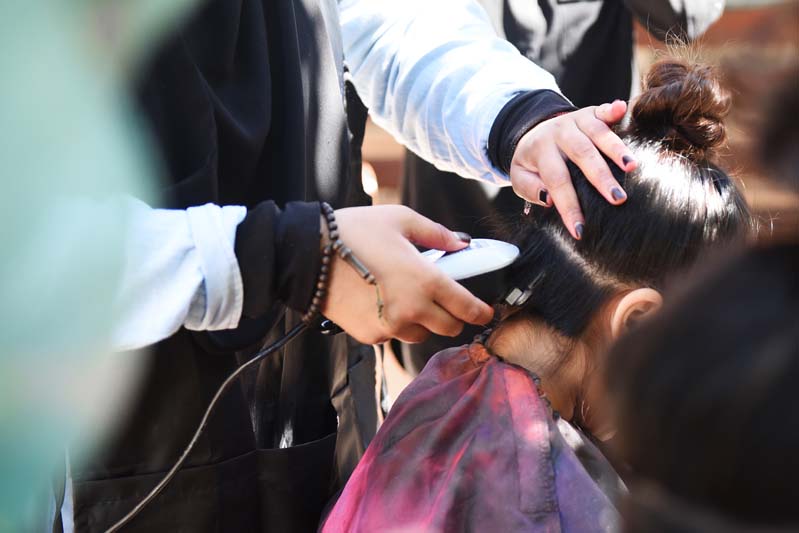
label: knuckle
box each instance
[434,223,451,243]
[392,310,410,327]
[395,304,422,325]
[411,331,430,344]
[464,305,482,324]
[612,141,629,158]
[565,208,583,221]
[601,177,620,190]
[584,162,611,181]
[445,321,464,338]
[547,173,572,191]
[582,119,608,138]
[573,140,597,160]
[399,327,427,344]
[512,179,537,201]
[393,204,414,222]
[525,133,546,154]
[420,274,442,295]
[384,309,403,334]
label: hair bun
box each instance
[629,59,731,159]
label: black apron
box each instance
[67,1,374,531]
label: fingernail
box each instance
[574,222,585,240]
[538,189,549,205]
[611,187,626,202]
[622,155,635,167]
[454,231,472,244]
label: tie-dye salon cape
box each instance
[321,342,623,533]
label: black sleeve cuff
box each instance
[235,201,321,317]
[487,89,577,175]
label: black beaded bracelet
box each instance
[301,241,333,325]
[301,204,336,325]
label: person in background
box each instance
[608,245,797,533]
[61,0,640,531]
[321,56,753,532]
[398,0,726,375]
[607,70,798,533]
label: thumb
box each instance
[403,211,470,252]
[594,100,627,125]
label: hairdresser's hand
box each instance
[510,100,638,240]
[322,206,494,345]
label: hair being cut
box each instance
[498,57,753,338]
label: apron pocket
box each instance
[72,450,258,533]
[257,431,337,532]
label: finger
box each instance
[416,303,465,338]
[594,100,627,124]
[431,274,494,325]
[509,166,552,207]
[556,120,626,206]
[402,209,470,251]
[535,140,585,239]
[393,324,431,344]
[593,102,638,173]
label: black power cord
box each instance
[105,322,309,532]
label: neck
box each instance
[486,317,588,422]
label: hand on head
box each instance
[510,100,636,239]
[321,205,494,344]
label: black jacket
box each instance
[67,1,373,531]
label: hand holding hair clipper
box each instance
[320,205,495,344]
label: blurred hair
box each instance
[497,58,754,338]
[607,244,799,530]
[760,65,799,193]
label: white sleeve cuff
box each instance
[184,203,247,332]
[110,199,246,351]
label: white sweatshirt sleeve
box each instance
[339,0,567,185]
[110,198,246,351]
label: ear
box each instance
[609,288,663,339]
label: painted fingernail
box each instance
[575,222,585,240]
[611,187,626,202]
[538,189,549,205]
[622,155,635,167]
[454,231,472,244]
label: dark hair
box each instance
[760,65,799,188]
[607,245,799,530]
[499,58,753,337]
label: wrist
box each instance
[488,90,577,174]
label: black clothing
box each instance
[69,1,374,531]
